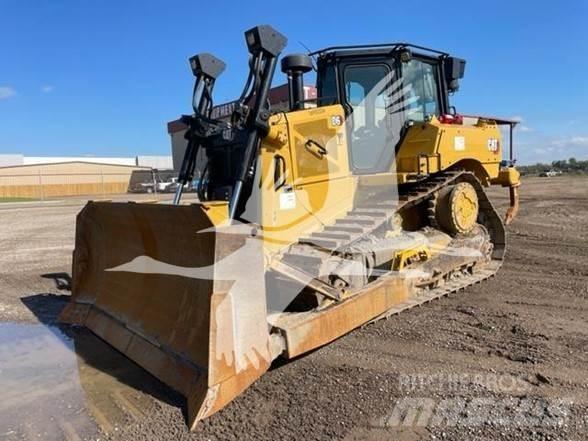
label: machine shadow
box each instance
[21,291,185,416]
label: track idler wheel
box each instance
[434,182,479,235]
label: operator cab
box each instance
[307,45,466,174]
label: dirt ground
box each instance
[0,176,587,441]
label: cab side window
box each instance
[317,63,338,106]
[402,59,440,122]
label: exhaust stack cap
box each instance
[189,53,226,79]
[281,54,313,75]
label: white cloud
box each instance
[41,85,55,93]
[507,115,532,132]
[516,133,588,164]
[570,136,588,146]
[551,136,588,148]
[533,148,550,155]
[0,86,16,100]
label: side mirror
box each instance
[444,57,466,92]
[399,48,412,63]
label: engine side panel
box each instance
[396,117,503,184]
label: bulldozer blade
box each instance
[59,202,272,429]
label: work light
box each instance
[188,53,226,79]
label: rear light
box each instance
[439,114,463,125]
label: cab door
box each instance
[287,105,350,186]
[339,60,398,174]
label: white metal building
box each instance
[0,154,173,169]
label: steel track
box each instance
[277,171,506,318]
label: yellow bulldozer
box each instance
[60,25,521,429]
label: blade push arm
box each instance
[173,53,226,205]
[228,25,287,220]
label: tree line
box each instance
[518,158,588,175]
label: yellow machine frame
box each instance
[206,106,520,256]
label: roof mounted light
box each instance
[188,53,226,79]
[244,25,287,56]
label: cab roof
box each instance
[311,43,450,59]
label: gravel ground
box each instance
[0,177,587,441]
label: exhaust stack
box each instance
[281,54,313,111]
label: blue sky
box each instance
[0,0,586,164]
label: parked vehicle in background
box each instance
[128,169,178,193]
[140,182,157,193]
[539,170,562,177]
[162,177,193,193]
[128,170,156,193]
[157,178,175,193]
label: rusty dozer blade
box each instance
[59,202,272,430]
